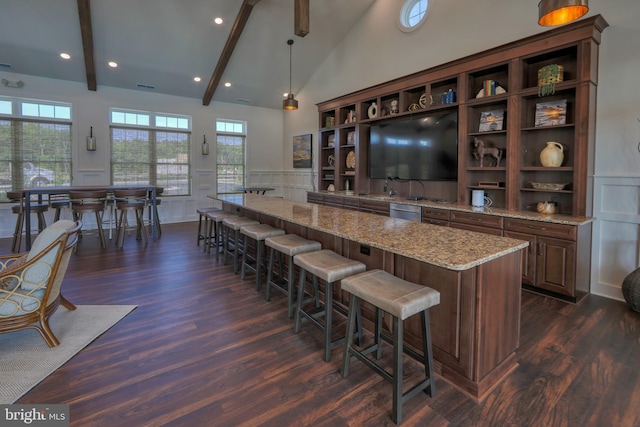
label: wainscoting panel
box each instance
[591,176,640,300]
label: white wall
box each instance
[286,0,640,301]
[0,72,285,235]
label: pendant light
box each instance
[283,39,298,111]
[538,0,588,27]
[86,126,96,151]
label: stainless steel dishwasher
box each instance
[389,202,422,222]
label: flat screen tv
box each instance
[369,111,458,181]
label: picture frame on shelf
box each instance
[534,99,567,127]
[347,131,355,145]
[327,134,335,148]
[479,109,505,132]
[293,134,312,168]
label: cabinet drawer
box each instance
[423,207,450,221]
[343,197,360,209]
[422,218,449,227]
[307,192,323,204]
[450,211,504,229]
[359,200,390,215]
[323,195,345,207]
[504,218,576,241]
[451,222,503,236]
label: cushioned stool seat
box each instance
[222,217,260,273]
[340,269,440,425]
[240,224,285,290]
[265,234,321,318]
[293,249,366,362]
[205,211,237,259]
[196,207,221,247]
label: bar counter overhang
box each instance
[213,194,529,399]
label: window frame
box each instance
[0,97,73,201]
[109,108,192,196]
[215,119,246,195]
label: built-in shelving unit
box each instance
[317,15,608,217]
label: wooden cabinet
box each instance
[450,211,504,236]
[317,16,607,218]
[504,218,588,301]
[422,206,450,226]
[359,199,389,216]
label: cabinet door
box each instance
[450,221,503,236]
[536,236,576,296]
[504,231,536,286]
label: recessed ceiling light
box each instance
[224,82,231,87]
[60,52,71,60]
[214,17,223,25]
[194,76,202,82]
[108,61,118,68]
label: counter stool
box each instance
[69,190,107,250]
[293,249,366,362]
[222,217,260,273]
[240,224,285,290]
[7,190,49,253]
[205,211,237,259]
[145,187,163,237]
[340,269,440,425]
[113,188,148,248]
[196,207,221,247]
[265,234,321,318]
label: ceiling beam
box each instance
[202,0,262,106]
[295,0,309,37]
[76,0,97,91]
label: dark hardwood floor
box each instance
[3,222,639,426]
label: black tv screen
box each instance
[369,111,458,181]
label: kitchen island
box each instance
[213,194,529,399]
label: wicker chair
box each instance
[0,220,82,347]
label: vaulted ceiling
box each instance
[0,0,376,109]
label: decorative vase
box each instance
[368,102,378,119]
[540,141,564,167]
[622,267,640,312]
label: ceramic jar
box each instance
[540,141,564,167]
[368,102,378,119]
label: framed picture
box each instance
[534,99,567,127]
[293,134,312,168]
[479,109,505,132]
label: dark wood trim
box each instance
[76,0,97,91]
[202,0,262,106]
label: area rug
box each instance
[0,305,136,404]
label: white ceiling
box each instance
[0,0,376,109]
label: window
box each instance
[0,97,72,201]
[216,119,245,194]
[397,0,429,32]
[110,109,191,196]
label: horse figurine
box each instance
[472,137,503,167]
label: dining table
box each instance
[19,184,160,250]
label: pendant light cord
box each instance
[288,39,294,95]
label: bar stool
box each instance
[340,269,440,425]
[145,187,163,237]
[196,207,221,247]
[222,217,259,273]
[49,193,71,221]
[264,234,321,318]
[69,190,107,250]
[205,210,237,259]
[113,188,148,248]
[239,224,285,290]
[7,190,49,253]
[293,249,366,362]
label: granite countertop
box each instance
[317,191,595,226]
[214,194,529,271]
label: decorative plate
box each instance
[419,93,428,108]
[346,150,356,169]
